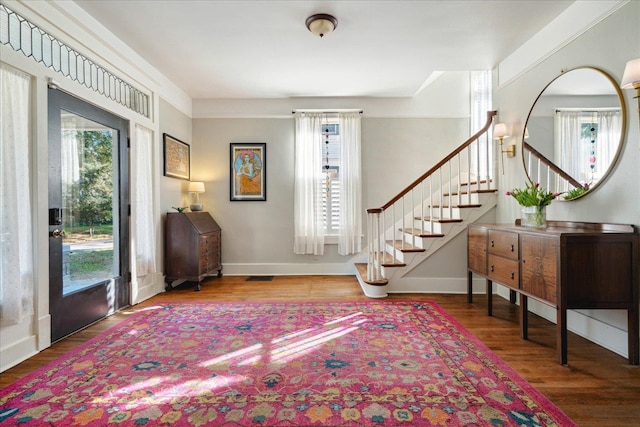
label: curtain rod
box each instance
[292,109,363,114]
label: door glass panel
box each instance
[61,110,119,295]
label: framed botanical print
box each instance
[230,143,266,201]
[163,133,190,180]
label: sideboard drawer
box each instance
[488,254,519,288]
[468,225,488,275]
[488,230,519,259]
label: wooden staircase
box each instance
[355,111,498,297]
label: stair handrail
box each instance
[523,141,582,188]
[367,110,498,213]
[365,110,498,283]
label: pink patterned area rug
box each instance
[0,301,575,426]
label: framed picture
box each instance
[163,133,190,180]
[230,143,266,201]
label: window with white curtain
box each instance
[470,70,492,182]
[294,112,361,256]
[0,64,34,324]
[554,109,621,185]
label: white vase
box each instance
[521,206,547,228]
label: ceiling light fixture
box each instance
[306,14,338,38]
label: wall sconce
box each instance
[493,123,514,174]
[188,181,205,211]
[621,58,640,129]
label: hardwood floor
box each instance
[2,275,638,426]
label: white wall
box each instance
[188,71,472,275]
[159,99,194,216]
[494,0,640,358]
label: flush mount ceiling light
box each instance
[305,14,338,38]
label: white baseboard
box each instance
[0,335,38,372]
[220,263,357,276]
[132,273,165,305]
[495,286,628,359]
[37,314,51,351]
[387,277,469,294]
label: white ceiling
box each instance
[74,0,574,99]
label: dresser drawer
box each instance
[488,230,518,260]
[488,254,519,288]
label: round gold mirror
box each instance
[522,67,627,200]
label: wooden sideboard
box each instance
[165,212,222,291]
[467,220,639,365]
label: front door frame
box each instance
[48,87,130,342]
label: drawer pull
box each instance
[511,244,514,252]
[490,265,494,272]
[510,272,515,279]
[491,240,494,247]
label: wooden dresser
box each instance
[165,212,222,291]
[467,220,639,365]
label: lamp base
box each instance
[190,204,203,212]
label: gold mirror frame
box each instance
[522,67,627,201]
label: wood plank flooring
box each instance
[2,275,639,426]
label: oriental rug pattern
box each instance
[0,301,575,426]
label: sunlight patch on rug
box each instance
[0,301,576,426]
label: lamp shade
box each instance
[493,123,509,140]
[621,58,640,89]
[188,181,205,193]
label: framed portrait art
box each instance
[230,143,266,201]
[163,133,190,180]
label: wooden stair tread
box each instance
[414,216,463,223]
[386,240,425,252]
[442,189,497,196]
[355,263,388,286]
[427,204,481,209]
[459,179,493,186]
[381,262,406,267]
[369,252,407,268]
[400,228,445,238]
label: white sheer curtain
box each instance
[555,111,582,180]
[337,112,361,255]
[0,64,34,324]
[595,111,622,180]
[132,125,157,277]
[555,110,621,184]
[293,113,325,255]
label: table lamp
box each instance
[188,181,205,211]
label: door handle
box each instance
[50,229,66,238]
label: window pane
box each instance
[322,123,340,232]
